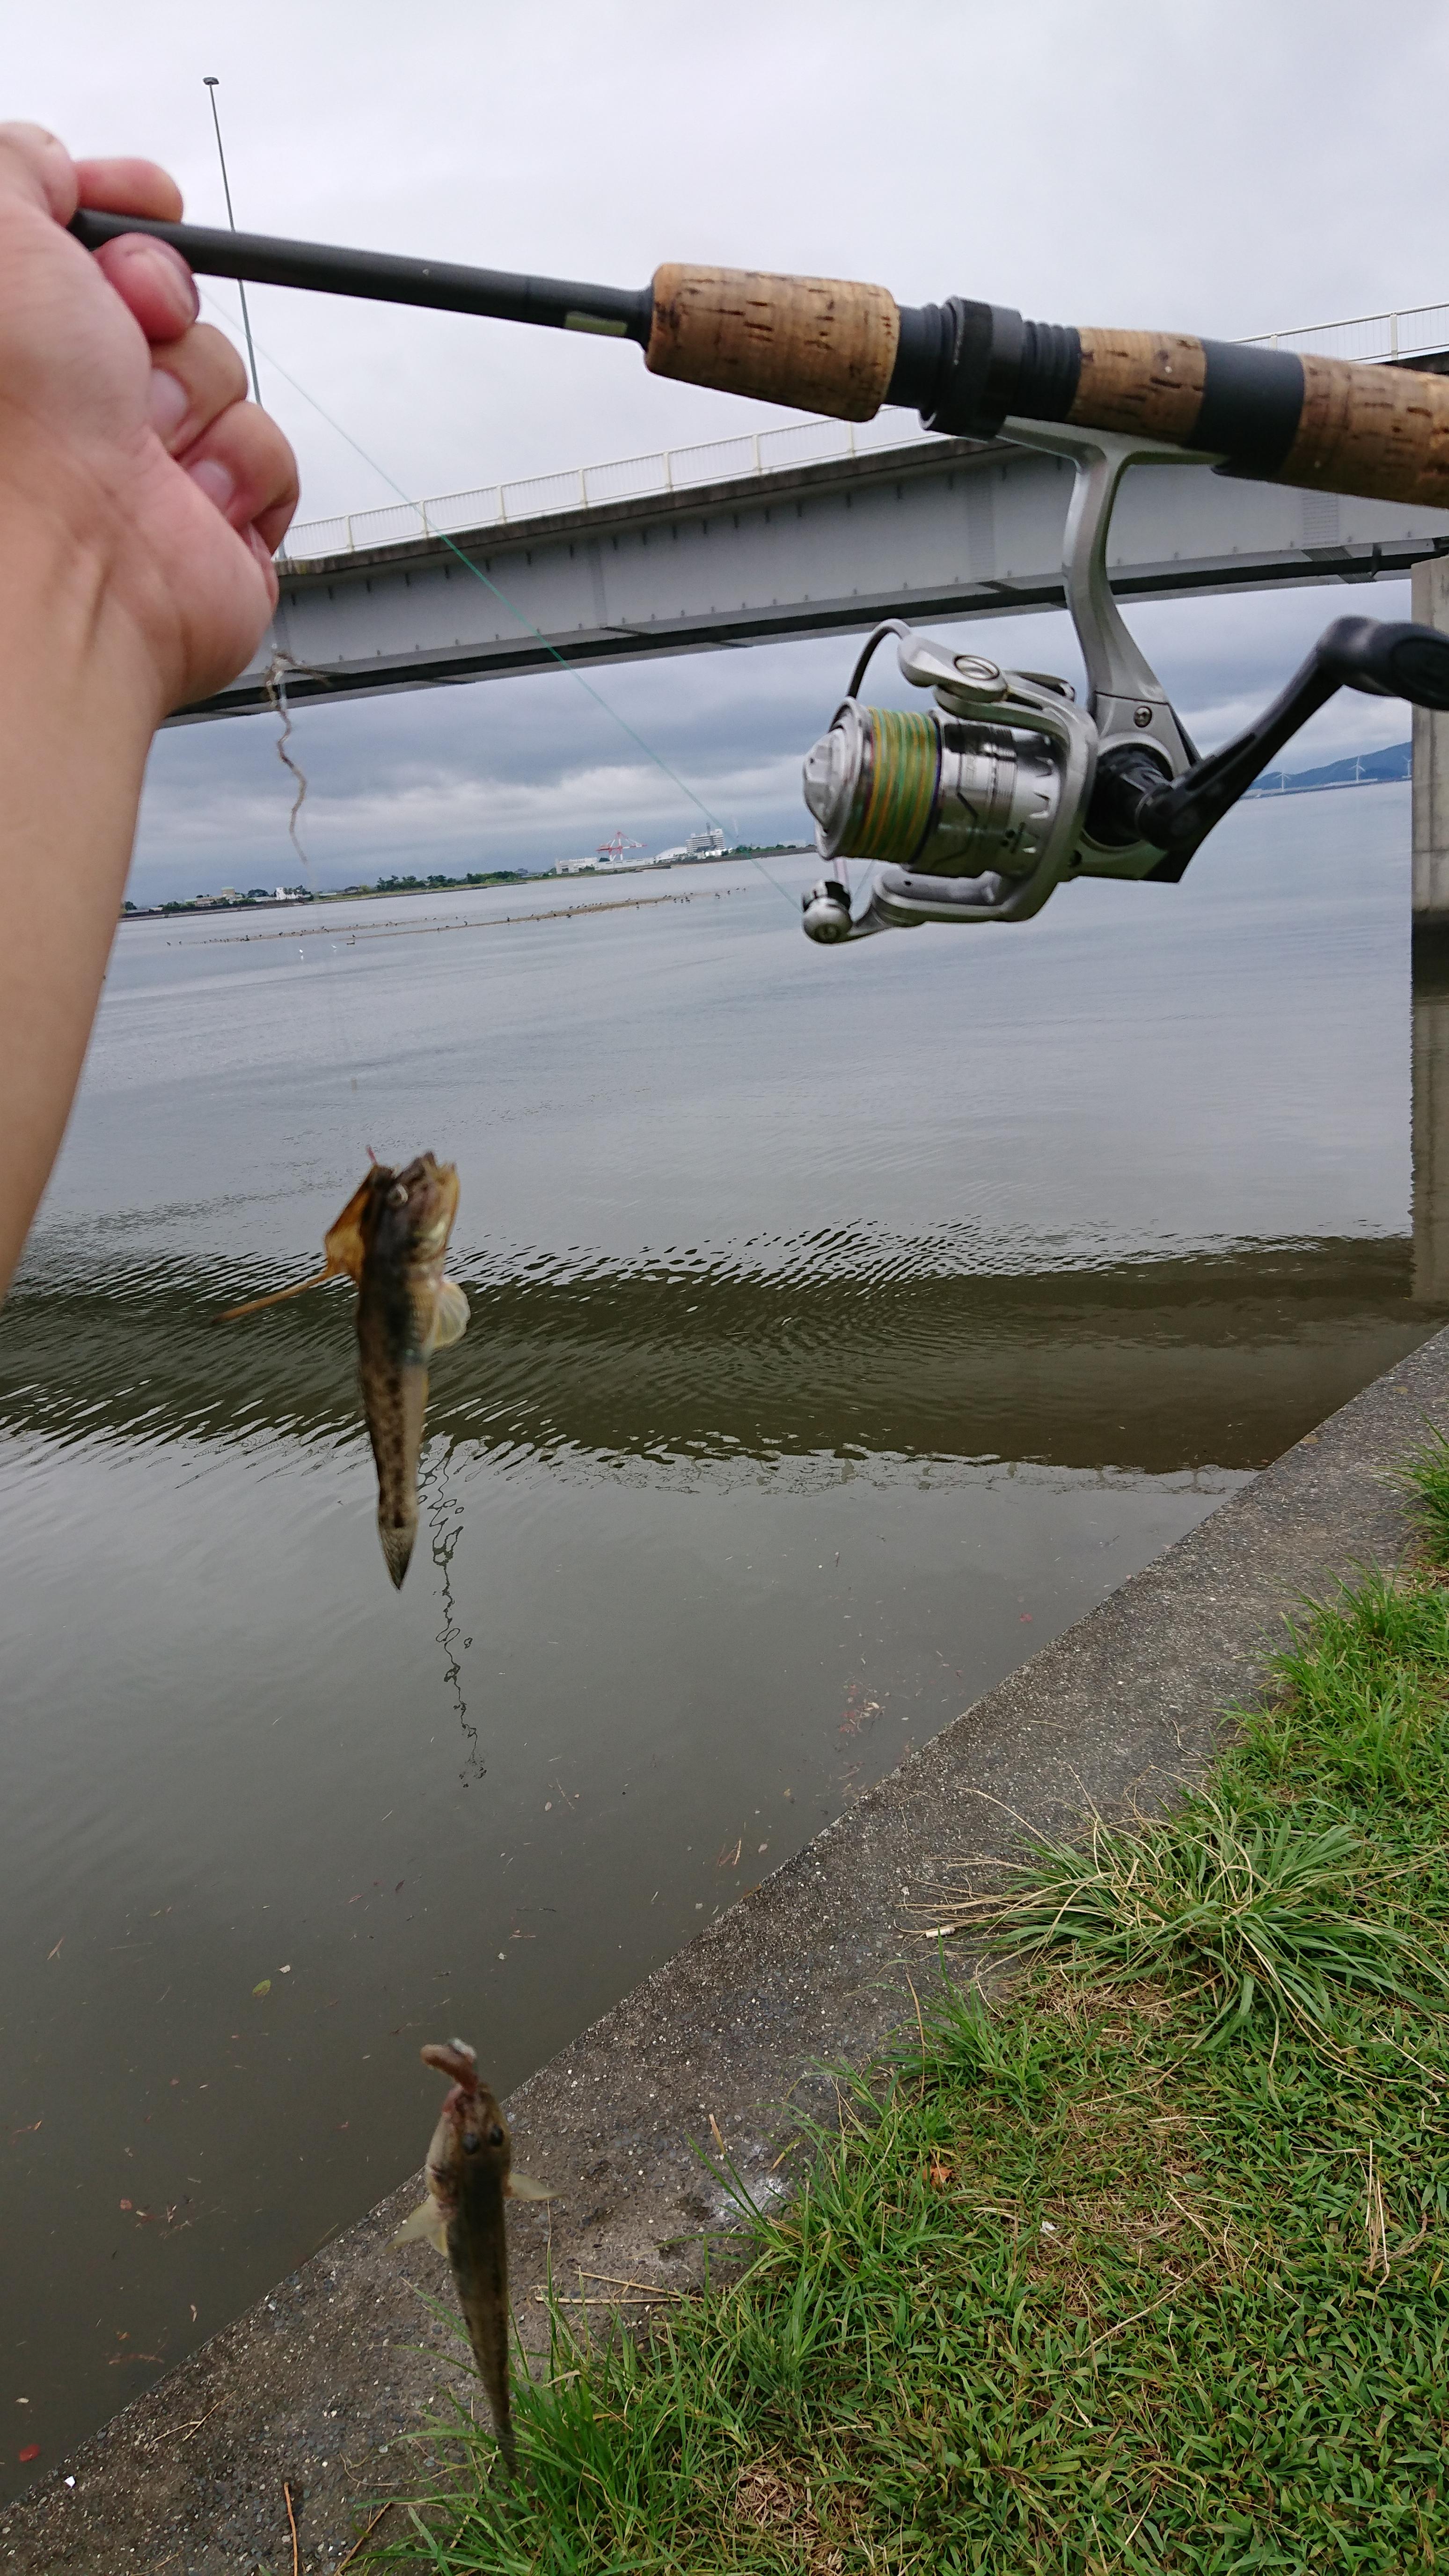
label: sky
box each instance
[15,0,1449,895]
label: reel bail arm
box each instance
[1124,618,1449,871]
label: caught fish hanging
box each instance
[393,2039,552,2475]
[223,1155,468,1587]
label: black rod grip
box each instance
[68,207,653,344]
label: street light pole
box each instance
[202,75,262,406]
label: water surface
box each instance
[0,789,1430,2494]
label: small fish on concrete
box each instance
[223,1155,468,1587]
[393,2039,551,2475]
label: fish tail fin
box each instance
[220,1265,337,1321]
[506,2173,554,2202]
[379,1513,417,1589]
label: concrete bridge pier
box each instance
[1411,557,1449,1304]
[1413,930,1449,1305]
[1412,555,1449,929]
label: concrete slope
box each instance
[6,1326,1447,2575]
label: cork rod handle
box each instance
[646,266,1449,514]
[1068,328,1449,510]
[646,264,900,423]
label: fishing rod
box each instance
[70,210,1449,944]
[69,207,1449,513]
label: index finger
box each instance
[72,158,183,223]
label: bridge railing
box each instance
[1242,298,1449,366]
[278,409,932,566]
[278,300,1449,570]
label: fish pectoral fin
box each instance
[220,1265,338,1322]
[506,2172,555,2202]
[322,1177,375,1287]
[430,1278,470,1352]
[392,2198,450,2255]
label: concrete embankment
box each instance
[7,1325,1449,2575]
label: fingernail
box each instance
[112,234,198,324]
[152,242,200,324]
[147,369,190,437]
[187,455,236,512]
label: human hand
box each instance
[0,123,298,715]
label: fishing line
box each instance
[257,646,359,1090]
[261,648,315,870]
[200,291,802,912]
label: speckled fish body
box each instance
[223,1153,468,1589]
[346,1157,467,1587]
[393,2040,552,2476]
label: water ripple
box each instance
[0,1227,1425,1475]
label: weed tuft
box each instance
[970,1799,1437,2042]
[1395,1422,1449,1565]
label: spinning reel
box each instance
[800,422,1449,944]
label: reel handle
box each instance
[1101,615,1449,872]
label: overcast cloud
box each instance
[13,1,1446,895]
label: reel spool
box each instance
[801,616,1109,937]
[805,695,1066,881]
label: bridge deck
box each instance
[184,415,1449,725]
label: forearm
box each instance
[0,514,160,1295]
[0,129,297,1297]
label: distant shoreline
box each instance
[118,846,814,924]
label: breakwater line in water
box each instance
[181,885,749,948]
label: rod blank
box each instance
[68,207,653,343]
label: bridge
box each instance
[183,299,1449,724]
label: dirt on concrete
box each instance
[5,1328,1445,2574]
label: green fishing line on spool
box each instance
[844,707,941,864]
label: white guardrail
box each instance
[277,408,933,566]
[278,300,1449,571]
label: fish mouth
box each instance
[422,2039,479,2090]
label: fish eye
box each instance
[462,2130,481,2153]
[386,1182,409,1208]
[489,2124,504,2146]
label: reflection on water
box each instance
[0,789,1434,2496]
[426,1473,485,1784]
[0,1229,1426,1473]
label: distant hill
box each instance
[1244,740,1411,798]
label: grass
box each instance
[365,1444,1449,2573]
